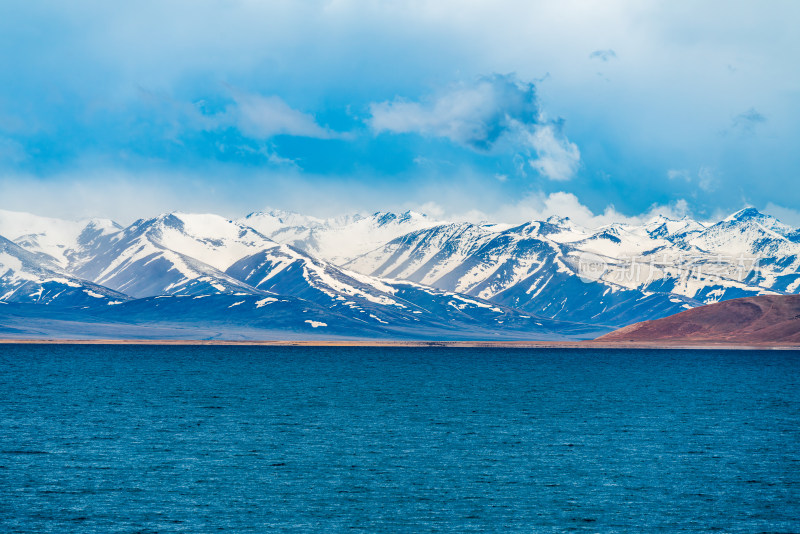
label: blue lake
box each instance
[0,345,798,532]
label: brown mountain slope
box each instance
[597,295,800,344]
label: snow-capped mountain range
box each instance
[240,209,441,266]
[0,206,797,340]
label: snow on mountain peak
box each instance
[131,212,279,271]
[0,209,122,268]
[716,207,792,238]
[398,210,429,223]
[725,207,763,222]
[239,209,443,265]
[0,234,129,306]
[83,218,122,235]
[533,216,586,241]
[371,210,431,227]
[241,209,325,234]
[545,215,571,225]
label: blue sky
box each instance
[0,1,798,225]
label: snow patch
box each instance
[369,314,389,324]
[255,297,278,308]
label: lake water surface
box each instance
[0,345,798,532]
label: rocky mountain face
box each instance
[597,294,800,344]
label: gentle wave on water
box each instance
[0,345,798,532]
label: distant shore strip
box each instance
[1,339,798,350]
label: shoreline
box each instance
[1,339,799,350]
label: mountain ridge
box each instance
[0,206,797,340]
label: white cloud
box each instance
[668,167,717,192]
[228,92,337,139]
[134,87,340,143]
[415,201,447,219]
[368,75,581,180]
[2,1,798,217]
[492,192,690,228]
[368,79,507,148]
[667,169,690,181]
[414,191,692,229]
[521,124,580,181]
[0,167,308,225]
[697,167,717,192]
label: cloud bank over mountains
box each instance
[0,1,797,225]
[368,75,580,181]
